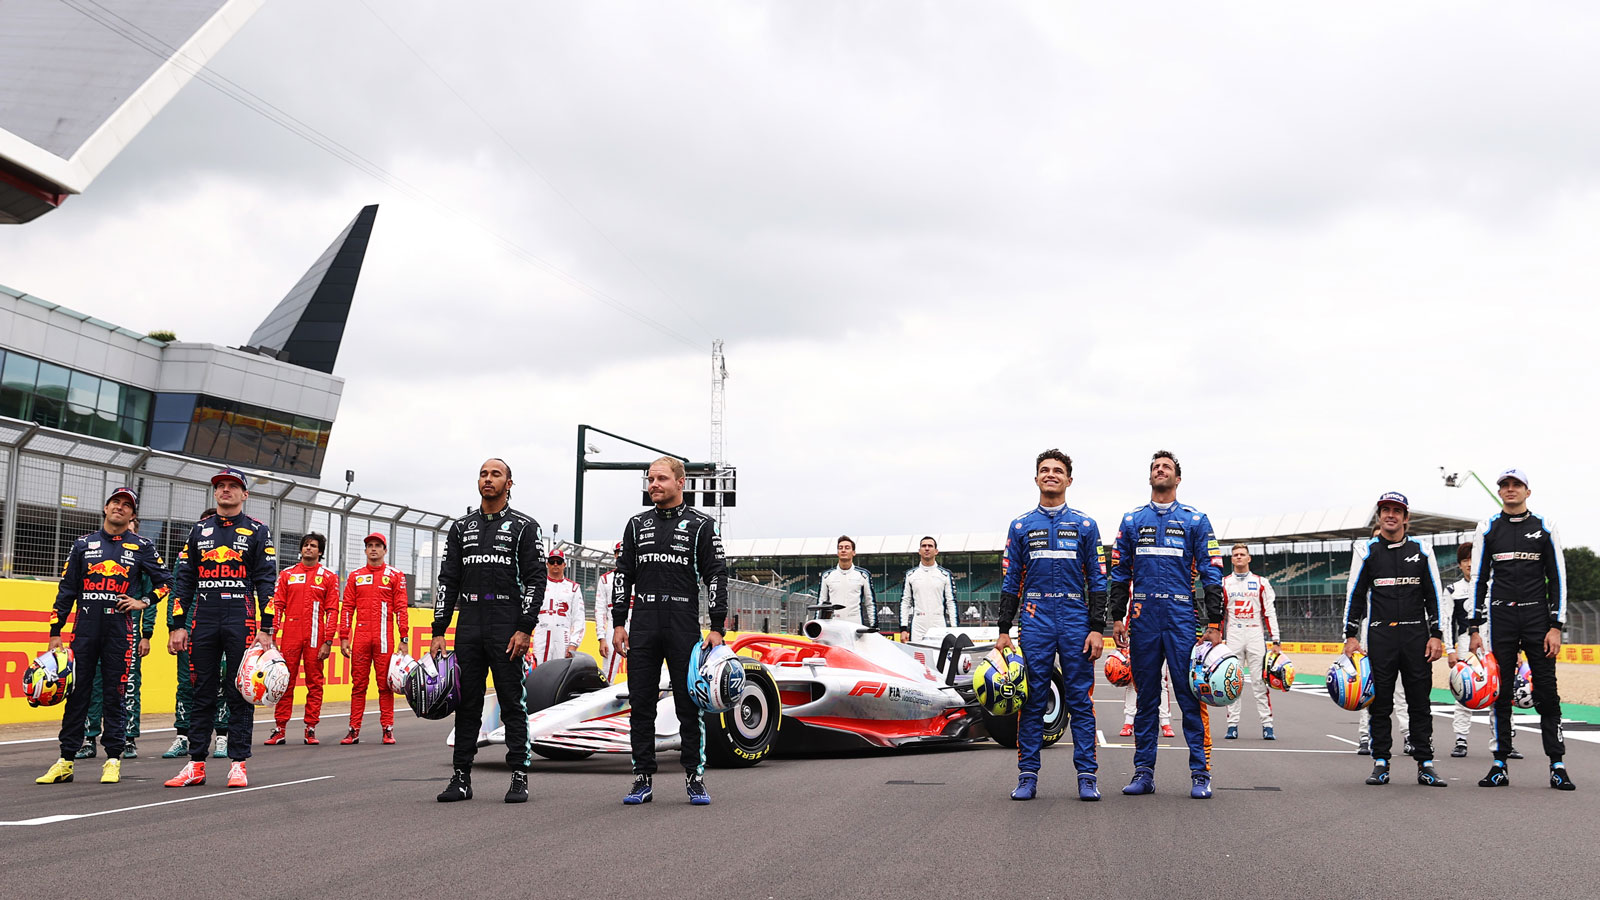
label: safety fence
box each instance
[0,415,453,600]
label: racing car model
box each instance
[483,605,1069,768]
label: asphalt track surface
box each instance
[3,677,1595,900]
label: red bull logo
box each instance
[85,560,131,578]
[200,546,244,564]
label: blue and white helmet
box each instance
[1188,641,1244,707]
[689,643,746,713]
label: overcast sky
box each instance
[3,1,1596,550]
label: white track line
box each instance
[0,775,334,827]
[1325,734,1359,746]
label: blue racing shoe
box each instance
[623,774,653,805]
[1224,725,1238,740]
[1550,764,1575,791]
[1077,773,1100,801]
[686,774,710,806]
[1262,726,1275,741]
[1123,766,1155,795]
[1011,772,1038,801]
[1190,772,1212,799]
[1417,762,1447,787]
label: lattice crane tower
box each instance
[711,339,729,530]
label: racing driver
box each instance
[532,550,586,664]
[611,455,729,806]
[340,532,409,745]
[165,467,277,789]
[37,487,172,786]
[430,458,544,803]
[1109,450,1226,800]
[996,449,1107,802]
[264,532,338,746]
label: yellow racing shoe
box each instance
[36,758,74,784]
[101,758,122,784]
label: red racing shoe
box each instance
[304,727,319,745]
[1161,724,1176,738]
[382,727,396,745]
[164,761,206,787]
[340,729,360,745]
[264,727,287,746]
[227,761,248,788]
[1119,723,1134,737]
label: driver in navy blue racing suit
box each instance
[1109,450,1226,800]
[996,449,1107,802]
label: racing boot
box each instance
[1118,723,1134,737]
[1508,748,1524,760]
[1077,773,1100,802]
[382,726,396,745]
[686,774,711,806]
[622,774,652,805]
[1478,761,1510,787]
[340,729,360,745]
[1224,725,1239,740]
[504,771,529,804]
[161,735,190,759]
[1262,726,1276,741]
[1452,737,1469,758]
[1190,772,1213,799]
[122,740,139,759]
[1123,766,1156,795]
[1403,738,1415,757]
[264,727,287,746]
[304,726,320,745]
[437,768,473,802]
[1011,772,1038,801]
[1417,761,1447,787]
[1366,760,1390,785]
[1356,739,1371,756]
[1551,763,1576,791]
[227,761,248,788]
[74,741,97,760]
[36,758,75,784]
[101,758,122,784]
[1161,724,1176,738]
[164,760,206,787]
[212,736,228,758]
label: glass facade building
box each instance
[0,347,153,445]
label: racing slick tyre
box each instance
[524,656,608,761]
[981,665,1067,749]
[704,660,779,768]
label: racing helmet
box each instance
[1188,641,1244,707]
[1326,652,1375,711]
[1513,656,1534,709]
[406,652,461,720]
[24,648,75,707]
[1103,648,1133,687]
[974,645,1028,715]
[235,646,290,706]
[1263,649,1296,692]
[387,649,420,694]
[1449,651,1499,710]
[689,643,747,713]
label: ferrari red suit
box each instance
[339,564,409,730]
[272,563,339,728]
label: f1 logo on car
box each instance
[849,681,887,697]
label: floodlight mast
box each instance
[573,424,715,543]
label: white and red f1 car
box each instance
[480,605,1069,767]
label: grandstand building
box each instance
[721,506,1477,640]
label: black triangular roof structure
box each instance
[245,204,378,374]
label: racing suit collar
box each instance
[1149,500,1176,514]
[654,503,688,520]
[1035,501,1067,515]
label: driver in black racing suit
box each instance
[612,455,728,806]
[430,458,545,803]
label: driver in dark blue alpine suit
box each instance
[996,449,1107,802]
[1109,450,1226,799]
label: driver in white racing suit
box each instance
[1223,544,1280,740]
[818,535,875,627]
[531,550,586,665]
[898,536,956,642]
[595,542,628,682]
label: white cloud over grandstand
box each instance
[1,1,1595,546]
